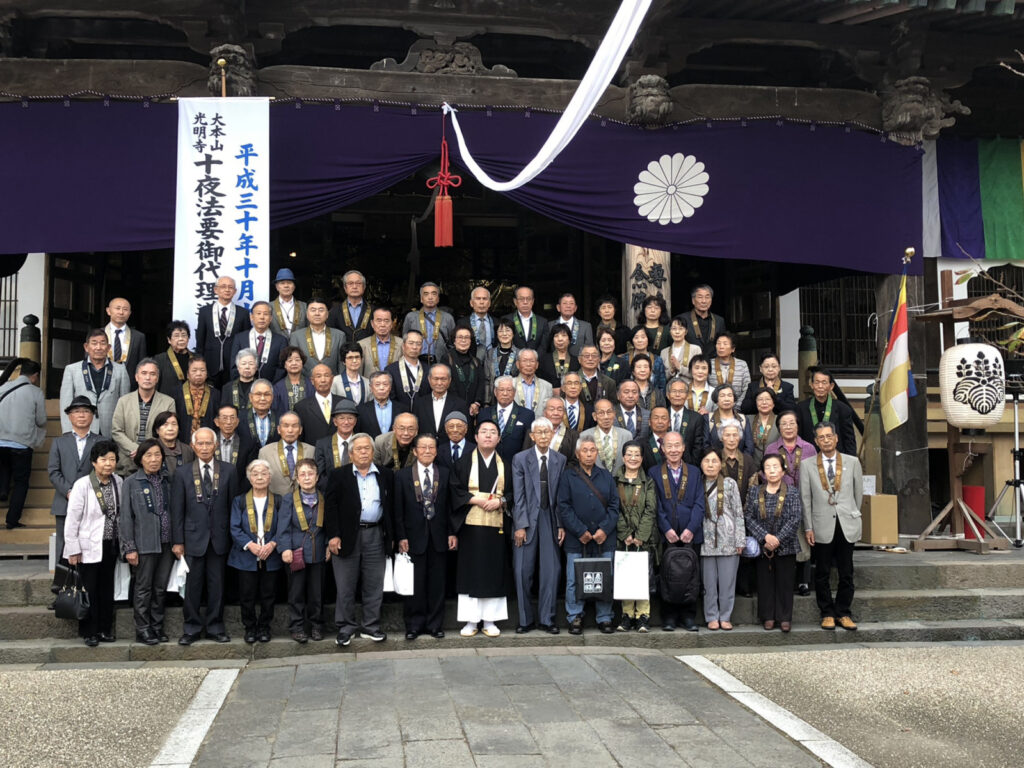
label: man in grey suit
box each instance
[289,298,345,376]
[513,349,553,418]
[512,417,566,633]
[799,420,863,632]
[111,359,176,474]
[48,396,101,567]
[59,328,130,437]
[551,293,594,357]
[580,398,632,474]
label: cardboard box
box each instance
[861,494,899,546]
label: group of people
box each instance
[0,266,867,647]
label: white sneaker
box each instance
[482,621,500,637]
[460,622,479,637]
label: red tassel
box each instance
[426,113,461,248]
[434,193,453,247]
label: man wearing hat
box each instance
[48,396,101,567]
[436,411,475,471]
[270,267,307,337]
[294,364,343,445]
[315,399,359,484]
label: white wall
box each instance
[17,253,46,324]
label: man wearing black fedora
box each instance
[48,396,101,572]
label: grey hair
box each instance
[245,458,272,480]
[691,284,714,299]
[250,378,273,391]
[719,418,742,435]
[235,348,257,366]
[429,363,451,378]
[576,435,598,453]
[518,348,538,362]
[531,417,554,433]
[191,427,216,446]
[342,270,365,286]
[369,370,393,385]
[494,375,515,388]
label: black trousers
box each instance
[78,539,116,638]
[132,545,174,634]
[183,551,227,636]
[756,553,796,623]
[404,546,447,634]
[813,518,855,618]
[286,560,324,633]
[1,447,32,526]
[237,567,277,633]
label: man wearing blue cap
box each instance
[270,267,307,337]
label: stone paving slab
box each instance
[190,649,825,767]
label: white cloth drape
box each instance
[444,0,653,192]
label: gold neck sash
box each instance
[292,488,324,531]
[245,491,275,539]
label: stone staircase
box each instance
[1,548,1022,663]
[0,400,62,556]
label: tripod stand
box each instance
[987,380,1024,549]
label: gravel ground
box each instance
[0,668,207,768]
[713,645,1024,768]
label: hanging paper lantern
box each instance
[939,342,1006,429]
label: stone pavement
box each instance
[192,647,824,768]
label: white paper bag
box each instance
[393,552,415,596]
[114,560,132,601]
[382,555,395,592]
[166,556,190,598]
[613,549,649,601]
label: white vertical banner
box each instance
[173,97,270,342]
[622,244,671,326]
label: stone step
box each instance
[1,618,1022,665]
[4,584,1023,641]
[0,529,51,547]
[853,551,1024,589]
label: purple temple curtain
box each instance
[0,101,921,274]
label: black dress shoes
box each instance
[681,618,699,632]
[178,633,199,646]
[244,631,257,644]
[98,632,116,643]
[84,636,99,647]
[291,631,308,644]
[405,631,419,641]
[568,617,583,636]
[210,633,231,643]
[597,622,615,634]
[431,629,445,639]
[257,630,271,643]
[515,623,535,634]
[310,627,323,642]
[539,624,560,635]
[662,622,676,632]
[154,630,169,643]
[136,631,159,646]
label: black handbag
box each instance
[573,543,613,602]
[54,565,91,621]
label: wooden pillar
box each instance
[876,274,932,534]
[622,245,671,327]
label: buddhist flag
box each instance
[880,272,916,432]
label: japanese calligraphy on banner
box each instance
[622,244,671,325]
[173,97,270,341]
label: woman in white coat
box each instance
[63,439,124,646]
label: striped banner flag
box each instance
[880,271,917,432]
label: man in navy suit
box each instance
[394,434,462,639]
[650,431,705,632]
[170,427,239,645]
[411,364,468,437]
[477,376,534,464]
[511,417,566,633]
[195,276,250,387]
[229,301,287,383]
[436,411,475,471]
[356,372,408,438]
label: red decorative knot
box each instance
[427,111,461,247]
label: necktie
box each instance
[256,334,266,362]
[539,454,549,510]
[202,464,213,497]
[498,408,507,433]
[339,439,349,466]
[567,404,578,430]
[423,466,435,519]
[601,434,612,468]
[827,459,835,484]
[286,444,295,477]
[673,412,681,433]
[452,443,461,462]
[626,411,636,436]
[219,306,228,337]
[474,317,485,346]
[258,417,267,445]
[113,329,122,362]
[322,398,331,422]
